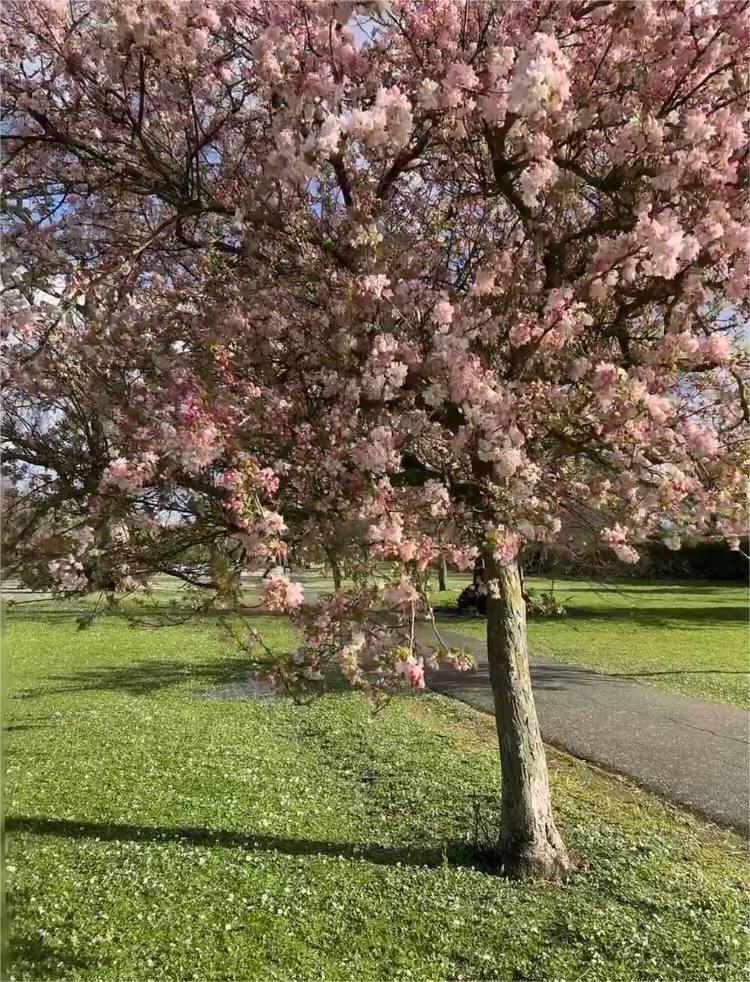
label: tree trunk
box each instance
[472,556,484,588]
[438,555,447,592]
[485,554,572,879]
[325,548,342,591]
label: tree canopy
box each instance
[3,0,748,692]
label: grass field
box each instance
[432,576,749,708]
[3,597,749,981]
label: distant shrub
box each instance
[455,584,566,618]
[526,589,567,617]
[524,539,749,583]
[456,583,487,615]
[642,540,749,581]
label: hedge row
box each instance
[525,539,749,583]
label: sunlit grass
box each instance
[433,575,749,708]
[3,598,748,981]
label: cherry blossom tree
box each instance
[2,0,748,877]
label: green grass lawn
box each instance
[3,599,749,981]
[432,576,749,708]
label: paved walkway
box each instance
[7,575,747,832]
[419,623,750,833]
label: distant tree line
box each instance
[525,540,749,583]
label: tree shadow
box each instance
[4,884,94,980]
[430,659,747,696]
[429,660,617,694]
[8,658,376,702]
[2,722,51,732]
[9,657,259,700]
[609,669,748,679]
[564,605,748,629]
[543,580,745,593]
[4,932,93,982]
[436,604,748,633]
[5,815,496,874]
[2,603,280,626]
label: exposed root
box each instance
[497,839,577,881]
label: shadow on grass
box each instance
[9,659,366,701]
[5,932,93,981]
[2,722,51,732]
[27,653,738,705]
[437,605,748,632]
[541,580,745,593]
[9,657,259,699]
[2,603,279,626]
[564,605,748,627]
[4,884,95,980]
[5,815,496,874]
[428,658,746,697]
[430,661,624,693]
[609,669,749,679]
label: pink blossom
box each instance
[361,274,393,300]
[258,467,280,495]
[644,393,672,424]
[679,421,721,460]
[48,556,88,594]
[101,453,157,492]
[2,0,746,720]
[487,46,515,78]
[683,111,715,144]
[611,543,640,564]
[261,575,304,612]
[421,479,450,516]
[601,526,640,564]
[381,577,419,605]
[492,529,520,566]
[317,115,343,154]
[471,267,496,296]
[727,256,750,301]
[442,649,474,672]
[442,61,479,107]
[591,362,624,405]
[72,525,95,555]
[508,33,571,118]
[351,426,399,474]
[418,78,440,109]
[495,446,523,480]
[176,421,222,473]
[369,517,404,546]
[345,86,412,148]
[375,85,413,146]
[394,654,425,689]
[259,509,287,535]
[433,300,454,326]
[449,546,479,571]
[519,157,559,207]
[601,524,627,545]
[636,212,689,279]
[700,335,732,365]
[509,318,534,347]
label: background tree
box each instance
[2,0,748,877]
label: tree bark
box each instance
[472,556,484,588]
[325,548,342,591]
[438,554,447,592]
[485,553,572,879]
